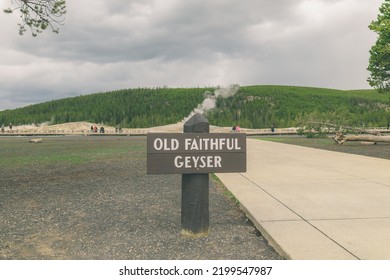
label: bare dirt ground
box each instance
[0,136,283,260]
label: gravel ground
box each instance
[0,136,283,260]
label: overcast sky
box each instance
[0,0,383,111]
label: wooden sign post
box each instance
[182,114,210,237]
[147,114,246,237]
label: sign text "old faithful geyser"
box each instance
[147,133,246,174]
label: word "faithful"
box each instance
[153,137,242,151]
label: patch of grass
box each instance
[210,173,240,206]
[255,137,292,143]
[0,136,145,168]
[257,136,333,145]
[254,135,390,160]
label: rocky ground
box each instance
[0,136,283,260]
[3,134,388,260]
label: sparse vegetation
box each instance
[210,173,240,206]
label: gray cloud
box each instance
[0,0,382,110]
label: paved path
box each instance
[217,139,390,260]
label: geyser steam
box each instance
[185,84,240,121]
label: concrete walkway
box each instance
[216,138,390,260]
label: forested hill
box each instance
[0,88,207,128]
[1,85,389,129]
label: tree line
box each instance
[1,85,390,129]
[207,86,390,129]
[0,87,206,128]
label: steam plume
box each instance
[185,84,240,121]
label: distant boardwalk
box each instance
[0,127,296,136]
[1,121,389,136]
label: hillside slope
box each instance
[1,85,389,128]
[207,86,390,128]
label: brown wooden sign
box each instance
[147,133,246,174]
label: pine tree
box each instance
[368,0,390,92]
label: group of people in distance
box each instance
[91,125,105,133]
[231,125,241,132]
[1,123,12,133]
[89,124,124,134]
